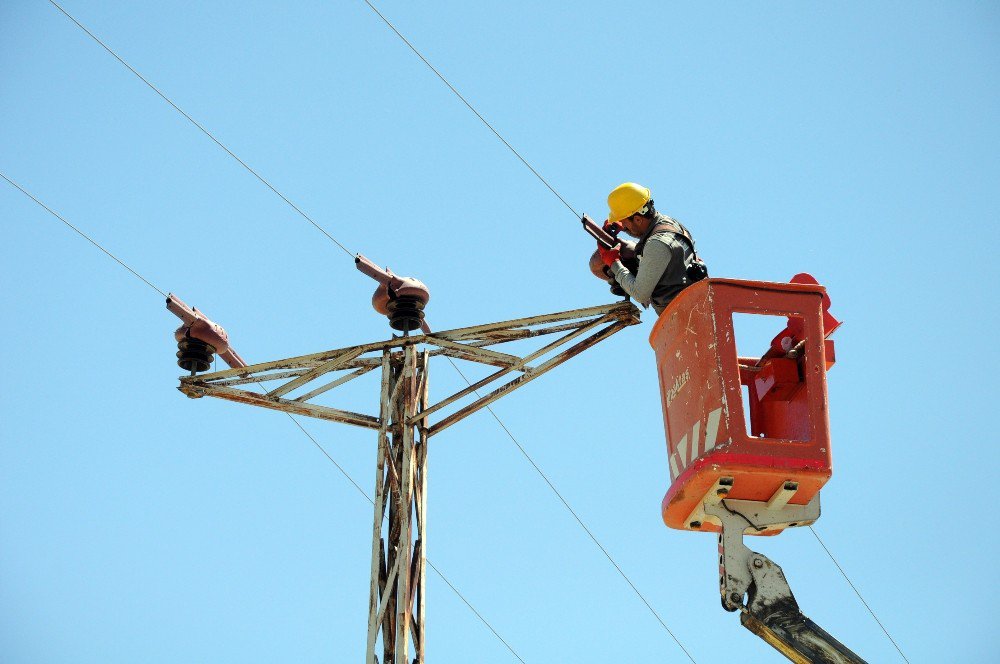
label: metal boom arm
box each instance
[705,497,866,663]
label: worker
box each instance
[596,182,707,316]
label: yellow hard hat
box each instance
[607,182,652,223]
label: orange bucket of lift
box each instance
[649,276,839,535]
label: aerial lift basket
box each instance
[651,277,839,535]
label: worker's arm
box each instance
[610,238,673,307]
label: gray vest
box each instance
[635,214,698,312]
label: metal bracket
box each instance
[177,301,640,436]
[705,491,819,612]
[703,489,866,663]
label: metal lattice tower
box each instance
[177,302,640,662]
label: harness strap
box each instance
[641,217,701,262]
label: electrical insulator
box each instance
[176,334,215,373]
[356,254,430,333]
[166,294,247,377]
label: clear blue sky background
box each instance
[2,2,998,662]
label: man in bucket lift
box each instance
[597,182,707,316]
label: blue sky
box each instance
[2,2,998,662]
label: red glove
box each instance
[597,243,621,267]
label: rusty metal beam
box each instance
[423,337,522,368]
[180,382,381,429]
[176,301,642,663]
[268,348,366,398]
[293,366,376,403]
[177,302,639,434]
[432,302,631,342]
[182,303,635,386]
[411,313,617,426]
[461,319,592,346]
[189,337,411,381]
[428,319,631,437]
[208,368,312,388]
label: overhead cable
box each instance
[49,5,891,661]
[48,1,695,656]
[359,3,694,656]
[2,171,167,298]
[3,175,524,662]
[283,405,527,663]
[360,0,580,220]
[363,6,914,661]
[288,411,526,663]
[47,0,355,259]
[808,526,910,663]
[444,359,697,663]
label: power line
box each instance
[45,5,895,660]
[47,0,355,259]
[356,3,692,654]
[2,171,167,298]
[41,4,655,649]
[361,0,580,220]
[356,5,694,655]
[4,173,523,662]
[47,1,690,654]
[444,358,697,663]
[426,558,526,664]
[38,3,534,652]
[808,526,910,663]
[40,4,649,656]
[362,7,916,662]
[283,410,528,663]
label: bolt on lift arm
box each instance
[704,497,866,664]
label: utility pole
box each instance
[368,345,428,663]
[177,301,640,663]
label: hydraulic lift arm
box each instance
[705,496,866,664]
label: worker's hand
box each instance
[603,220,622,236]
[597,243,621,267]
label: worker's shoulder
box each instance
[647,227,688,247]
[649,215,694,244]
[651,214,690,232]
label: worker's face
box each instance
[620,214,651,238]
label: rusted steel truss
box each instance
[178,302,640,434]
[176,301,639,664]
[367,347,429,663]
